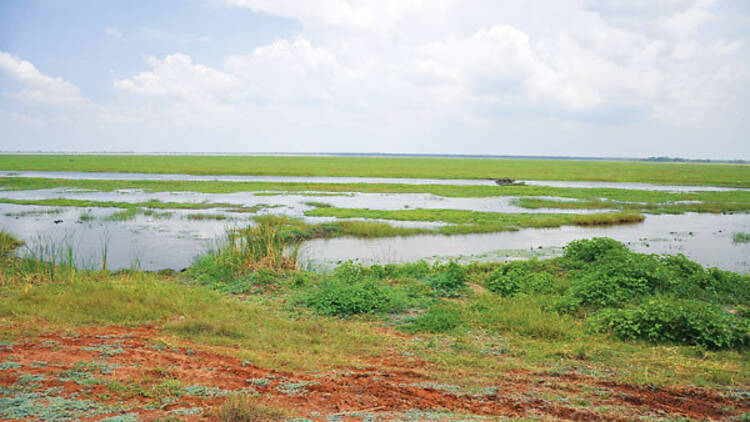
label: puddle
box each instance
[299,213,750,274]
[2,171,745,192]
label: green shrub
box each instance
[589,298,750,349]
[562,237,629,268]
[486,261,555,297]
[299,279,409,316]
[427,261,466,297]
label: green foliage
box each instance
[734,232,750,243]
[298,278,410,316]
[561,237,630,268]
[589,299,750,349]
[486,260,555,297]
[550,238,750,349]
[426,261,467,297]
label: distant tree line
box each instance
[644,156,747,164]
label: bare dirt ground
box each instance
[1,326,747,421]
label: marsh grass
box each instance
[186,213,228,221]
[186,223,298,291]
[305,207,645,234]
[106,207,173,221]
[3,208,63,217]
[733,232,750,243]
[2,154,748,187]
[253,214,429,239]
[0,231,23,258]
[78,212,94,222]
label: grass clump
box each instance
[186,223,296,291]
[208,395,287,421]
[0,231,23,258]
[733,232,750,243]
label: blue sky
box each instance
[1,0,748,158]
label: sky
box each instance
[0,0,748,159]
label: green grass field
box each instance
[2,154,749,187]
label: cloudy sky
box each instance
[0,0,748,158]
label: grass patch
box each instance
[1,154,748,187]
[305,207,645,233]
[105,208,172,221]
[733,232,750,243]
[303,201,332,208]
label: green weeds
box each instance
[733,232,750,243]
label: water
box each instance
[2,202,748,273]
[299,213,750,273]
[2,170,746,192]
[0,188,609,215]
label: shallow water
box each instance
[0,188,608,215]
[2,202,748,273]
[299,213,750,273]
[2,170,746,192]
[0,204,233,270]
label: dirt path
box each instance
[0,326,746,421]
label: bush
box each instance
[208,395,286,421]
[427,261,466,297]
[589,298,750,349]
[486,261,555,297]
[562,237,629,268]
[299,279,409,316]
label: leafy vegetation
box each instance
[734,232,750,243]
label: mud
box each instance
[1,326,746,421]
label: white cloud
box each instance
[4,1,748,156]
[0,51,86,106]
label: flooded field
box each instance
[1,171,748,272]
[3,170,747,191]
